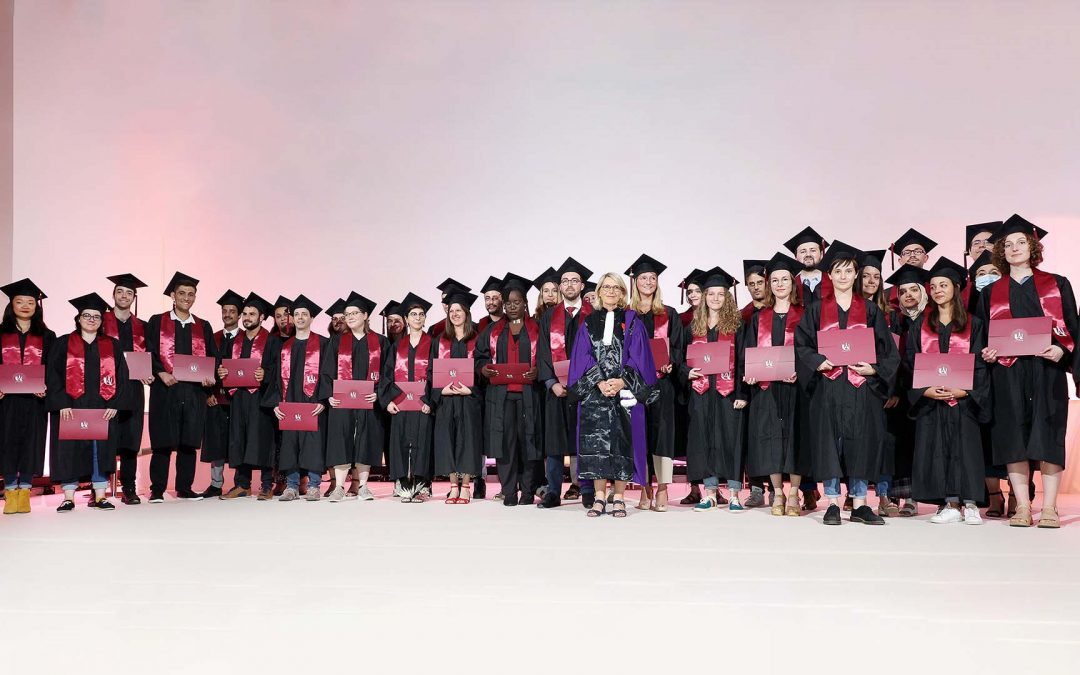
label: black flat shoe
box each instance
[851,505,885,525]
[176,490,204,501]
[56,500,75,513]
[149,492,165,503]
[518,494,534,506]
[121,491,141,505]
[200,486,223,499]
[502,492,518,507]
[537,493,561,509]
[94,499,116,511]
[823,504,842,525]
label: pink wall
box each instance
[12,0,1080,331]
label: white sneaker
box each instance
[357,485,375,501]
[930,505,963,524]
[963,506,984,525]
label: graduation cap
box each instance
[699,266,738,291]
[967,251,997,282]
[583,281,597,294]
[927,256,968,290]
[678,268,706,303]
[436,277,471,296]
[765,252,801,278]
[964,222,1003,261]
[742,259,769,280]
[820,239,862,272]
[273,295,293,311]
[480,276,504,294]
[783,226,829,256]
[379,300,402,318]
[290,294,322,317]
[532,267,560,291]
[400,292,433,315]
[988,214,1048,243]
[556,257,592,282]
[106,273,147,291]
[69,292,109,315]
[343,292,377,316]
[163,271,199,296]
[889,228,938,268]
[216,289,245,310]
[625,254,667,277]
[242,292,273,317]
[885,263,926,288]
[444,290,478,310]
[0,278,46,302]
[858,249,888,271]
[501,272,533,297]
[325,298,347,317]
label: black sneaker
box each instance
[199,485,223,499]
[851,505,885,525]
[537,492,561,509]
[502,492,518,507]
[823,504,842,525]
[94,499,116,511]
[149,491,165,503]
[176,490,204,501]
[121,490,141,505]
[518,494,535,506]
[56,499,75,513]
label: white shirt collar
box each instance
[223,327,239,338]
[564,297,582,310]
[169,310,195,327]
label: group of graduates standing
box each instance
[0,214,1074,527]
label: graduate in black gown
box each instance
[102,272,154,505]
[977,215,1078,528]
[323,292,390,502]
[794,242,900,526]
[47,293,132,512]
[199,289,244,498]
[218,293,277,500]
[680,267,747,511]
[0,279,54,515]
[429,290,484,504]
[429,278,471,339]
[903,258,991,524]
[741,253,810,516]
[676,269,706,505]
[963,222,1003,313]
[476,274,543,507]
[626,254,685,511]
[262,294,330,502]
[383,292,435,502]
[535,257,595,509]
[784,226,833,307]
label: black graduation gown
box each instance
[679,326,744,482]
[45,334,132,483]
[904,315,991,504]
[322,332,391,468]
[0,329,56,479]
[109,315,147,452]
[638,306,684,460]
[794,298,900,481]
[201,330,236,463]
[226,331,277,469]
[475,320,542,462]
[536,304,589,457]
[740,310,811,478]
[883,309,915,480]
[145,313,217,449]
[430,333,484,476]
[976,273,1079,466]
[261,335,330,474]
[382,336,434,481]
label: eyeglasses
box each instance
[560,278,582,286]
[599,284,621,292]
[343,311,363,318]
[80,313,102,322]
[900,248,926,257]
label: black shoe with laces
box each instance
[94,499,116,511]
[823,504,842,525]
[56,500,75,513]
[200,485,223,499]
[537,492,561,509]
[149,491,165,503]
[121,490,141,505]
[851,504,885,525]
[176,490,204,501]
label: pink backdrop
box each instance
[10,1,1080,490]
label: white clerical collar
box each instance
[170,310,195,327]
[602,309,615,345]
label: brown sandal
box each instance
[1009,504,1032,527]
[1037,505,1060,529]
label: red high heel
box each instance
[444,484,461,505]
[458,486,471,504]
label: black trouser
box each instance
[234,465,273,491]
[117,448,139,491]
[149,446,197,494]
[496,394,539,497]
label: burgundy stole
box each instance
[103,311,146,351]
[395,333,432,383]
[690,330,735,396]
[921,317,972,406]
[756,305,803,391]
[66,335,117,401]
[820,295,868,388]
[439,333,476,359]
[489,318,539,367]
[989,270,1075,367]
[281,335,321,398]
[549,301,592,362]
[1,332,43,365]
[337,331,382,382]
[230,328,268,394]
[159,314,206,374]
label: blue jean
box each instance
[286,470,321,490]
[546,456,594,497]
[824,477,868,498]
[876,475,892,498]
[3,475,32,489]
[61,441,108,492]
[703,477,742,491]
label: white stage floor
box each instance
[2,484,1078,669]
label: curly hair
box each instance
[691,288,740,337]
[992,233,1043,271]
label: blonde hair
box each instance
[630,274,666,315]
[691,287,740,337]
[595,273,628,309]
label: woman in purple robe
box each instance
[567,272,658,518]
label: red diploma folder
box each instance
[744,346,796,382]
[0,364,45,394]
[333,379,375,409]
[988,317,1053,357]
[554,359,570,385]
[686,341,731,375]
[124,351,152,380]
[393,381,426,411]
[816,327,875,366]
[173,354,216,383]
[650,337,670,369]
[912,352,975,390]
[486,362,532,385]
[222,358,260,388]
[433,358,474,388]
[58,409,110,441]
[278,402,321,431]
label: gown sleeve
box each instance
[427,337,443,407]
[865,302,899,400]
[621,314,659,405]
[260,338,283,408]
[794,302,824,396]
[567,322,602,403]
[45,334,71,411]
